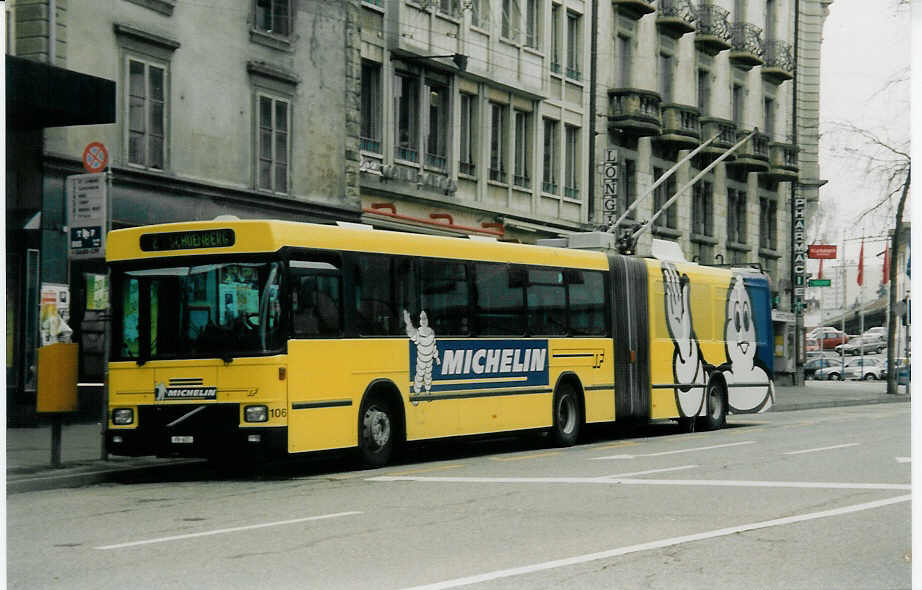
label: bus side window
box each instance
[568,270,606,336]
[290,260,341,338]
[420,259,470,336]
[527,268,567,336]
[355,254,394,335]
[473,262,525,336]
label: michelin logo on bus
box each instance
[405,310,548,397]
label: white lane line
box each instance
[597,465,698,479]
[398,495,911,590]
[368,475,910,491]
[95,511,362,550]
[896,457,911,463]
[784,443,860,456]
[591,440,755,460]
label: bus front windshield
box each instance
[114,260,282,361]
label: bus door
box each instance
[609,255,650,419]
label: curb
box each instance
[771,394,910,413]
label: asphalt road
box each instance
[7,405,911,589]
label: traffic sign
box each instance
[82,142,108,173]
[808,279,831,287]
[808,244,837,259]
[66,173,108,259]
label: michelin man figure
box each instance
[404,310,440,396]
[722,275,774,412]
[662,262,708,418]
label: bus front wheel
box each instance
[550,384,581,447]
[358,395,395,467]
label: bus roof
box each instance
[106,219,610,270]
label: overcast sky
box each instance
[815,0,911,262]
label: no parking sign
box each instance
[82,142,108,173]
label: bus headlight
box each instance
[112,408,134,425]
[244,405,268,423]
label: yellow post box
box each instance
[37,342,79,413]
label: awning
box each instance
[6,55,116,130]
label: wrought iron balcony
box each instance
[727,129,770,172]
[656,104,701,149]
[694,4,731,55]
[611,0,655,20]
[761,40,794,83]
[656,0,696,38]
[729,23,764,69]
[763,141,799,181]
[608,89,662,137]
[698,117,737,160]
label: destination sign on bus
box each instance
[140,229,235,252]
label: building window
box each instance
[128,58,166,170]
[502,0,521,41]
[697,68,710,115]
[471,0,488,28]
[459,93,477,176]
[394,73,419,162]
[360,62,381,153]
[652,167,678,230]
[438,0,460,18]
[692,180,714,237]
[255,0,290,37]
[543,118,559,194]
[257,95,289,193]
[489,102,508,183]
[566,11,582,81]
[621,158,636,219]
[618,34,632,88]
[732,83,745,126]
[525,0,540,49]
[564,124,580,198]
[759,197,778,250]
[550,4,561,73]
[727,187,747,243]
[513,110,531,188]
[763,96,775,140]
[659,52,674,104]
[425,80,449,170]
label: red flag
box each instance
[883,244,890,284]
[857,240,864,286]
[818,258,824,280]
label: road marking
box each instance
[398,495,911,590]
[594,441,639,450]
[784,443,860,455]
[896,457,911,463]
[490,451,561,462]
[95,511,362,550]
[369,474,909,491]
[591,440,755,460]
[598,465,698,478]
[385,464,465,476]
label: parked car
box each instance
[809,327,850,350]
[804,356,842,379]
[814,357,885,381]
[835,335,886,356]
[863,326,887,339]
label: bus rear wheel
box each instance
[358,395,395,467]
[698,380,727,431]
[550,384,581,447]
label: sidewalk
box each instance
[6,381,909,494]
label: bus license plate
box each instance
[171,436,194,444]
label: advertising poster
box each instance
[40,283,72,345]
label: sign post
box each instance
[66,173,108,260]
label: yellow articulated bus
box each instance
[105,219,774,466]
